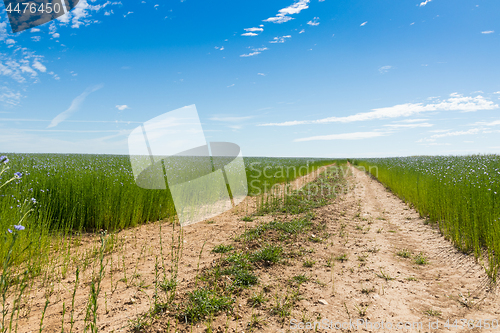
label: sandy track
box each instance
[21,165,500,332]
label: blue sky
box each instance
[0,0,499,157]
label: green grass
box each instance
[250,245,283,264]
[179,288,234,323]
[396,249,412,258]
[353,155,500,281]
[212,244,234,254]
[413,252,429,265]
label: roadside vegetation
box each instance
[353,155,500,281]
[0,153,344,332]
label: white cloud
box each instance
[260,93,499,126]
[0,87,22,106]
[396,118,429,123]
[264,0,310,24]
[245,27,264,32]
[48,84,104,128]
[116,105,129,111]
[240,52,261,57]
[240,47,268,57]
[378,65,392,73]
[270,35,292,43]
[5,39,15,45]
[0,51,48,83]
[210,116,253,122]
[299,29,305,33]
[295,131,387,142]
[242,32,258,36]
[430,128,481,139]
[419,0,432,6]
[307,17,320,26]
[360,21,367,26]
[474,120,500,127]
[227,84,235,87]
[481,31,494,34]
[31,36,41,42]
[31,28,40,32]
[32,60,46,72]
[258,73,266,76]
[384,122,433,128]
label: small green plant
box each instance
[376,268,394,281]
[413,252,429,265]
[250,245,283,264]
[406,276,418,281]
[242,216,254,222]
[205,220,216,224]
[212,244,234,254]
[424,309,441,317]
[247,291,268,307]
[270,289,300,320]
[354,303,369,316]
[335,253,349,262]
[292,274,310,285]
[396,248,412,258]
[179,288,234,323]
[357,254,368,262]
[247,313,264,329]
[361,286,375,294]
[303,259,316,268]
[458,292,475,309]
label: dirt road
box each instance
[22,165,500,332]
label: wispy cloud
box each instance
[378,65,392,73]
[474,120,500,127]
[258,73,266,76]
[240,52,261,57]
[264,0,310,24]
[242,32,258,36]
[0,87,22,107]
[260,93,499,126]
[245,27,264,32]
[419,0,432,6]
[430,128,482,139]
[384,122,433,128]
[48,84,104,128]
[481,30,494,34]
[395,118,429,123]
[295,131,387,142]
[307,17,320,26]
[270,35,292,43]
[240,47,268,57]
[116,105,129,111]
[210,116,253,122]
[360,21,368,26]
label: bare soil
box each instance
[20,165,500,333]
